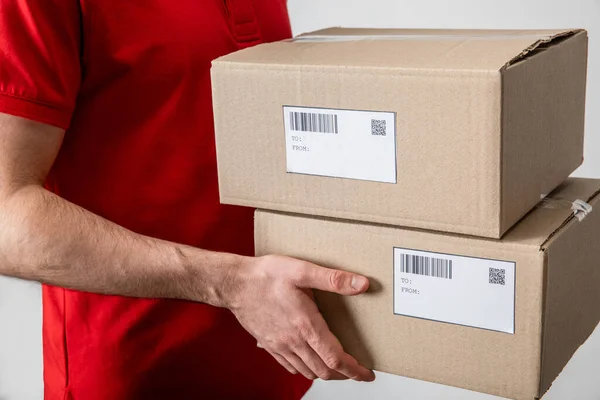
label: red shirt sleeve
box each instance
[0,0,82,129]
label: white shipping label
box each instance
[393,248,516,334]
[283,106,397,183]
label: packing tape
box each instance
[539,197,593,222]
[291,34,550,43]
[572,199,594,221]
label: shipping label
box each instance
[283,106,396,183]
[393,247,516,334]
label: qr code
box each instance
[371,119,387,136]
[489,267,506,285]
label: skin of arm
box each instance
[0,112,376,382]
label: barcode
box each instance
[398,253,453,279]
[289,111,338,134]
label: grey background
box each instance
[1,0,599,399]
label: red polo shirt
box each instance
[0,0,311,399]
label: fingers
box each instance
[282,352,318,380]
[308,318,376,382]
[242,255,374,383]
[266,338,373,382]
[319,348,375,382]
[294,344,347,381]
[266,349,299,376]
[294,262,369,295]
[293,312,374,382]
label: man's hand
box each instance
[225,255,376,382]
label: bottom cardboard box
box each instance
[254,178,600,400]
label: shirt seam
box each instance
[0,90,72,112]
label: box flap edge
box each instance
[502,29,585,69]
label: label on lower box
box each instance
[283,106,397,183]
[393,247,516,334]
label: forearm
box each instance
[0,184,244,306]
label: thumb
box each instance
[295,263,369,295]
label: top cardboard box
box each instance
[212,28,588,238]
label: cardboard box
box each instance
[212,28,588,238]
[254,178,600,400]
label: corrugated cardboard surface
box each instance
[539,181,600,395]
[501,31,588,233]
[212,28,587,238]
[254,178,600,400]
[222,28,575,70]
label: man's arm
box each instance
[0,112,375,382]
[0,113,237,304]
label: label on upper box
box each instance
[283,106,397,183]
[393,247,516,334]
